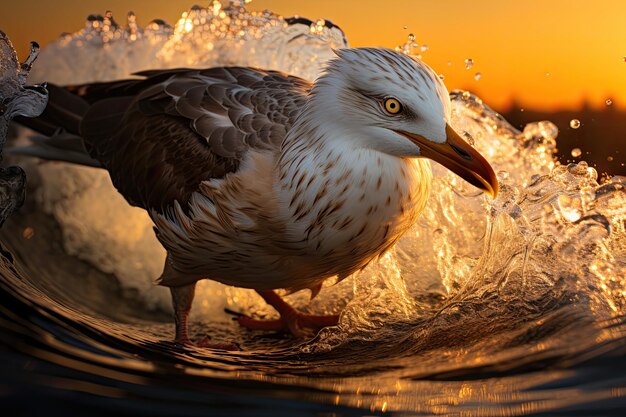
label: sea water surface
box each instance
[2,2,626,416]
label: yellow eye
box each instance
[384,98,402,114]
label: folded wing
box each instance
[73,67,310,213]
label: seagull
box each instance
[16,47,498,349]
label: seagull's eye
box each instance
[383,98,402,115]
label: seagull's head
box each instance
[310,47,498,197]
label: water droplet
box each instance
[570,119,581,129]
[447,61,452,66]
[408,33,415,42]
[522,121,558,144]
[607,156,614,161]
[420,44,428,52]
[558,195,583,222]
[571,148,582,157]
[474,72,481,81]
[464,58,474,70]
[545,72,551,76]
[403,25,408,30]
[606,99,613,106]
[438,73,445,80]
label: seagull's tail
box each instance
[10,83,102,168]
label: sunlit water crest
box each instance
[3,1,626,415]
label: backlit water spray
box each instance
[2,1,626,415]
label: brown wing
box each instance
[76,67,310,213]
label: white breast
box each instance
[276,140,432,287]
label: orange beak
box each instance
[395,124,499,197]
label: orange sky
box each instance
[1,0,625,111]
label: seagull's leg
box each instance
[170,283,238,350]
[171,283,196,344]
[237,290,340,337]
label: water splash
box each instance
[14,2,626,351]
[395,33,426,60]
[30,4,347,85]
[0,32,47,225]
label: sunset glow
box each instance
[1,0,625,110]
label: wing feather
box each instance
[78,67,311,213]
